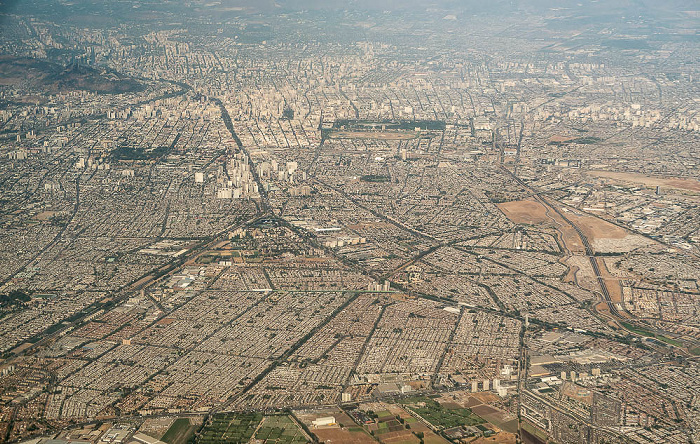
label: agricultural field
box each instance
[371,415,423,444]
[161,418,200,444]
[403,397,485,430]
[371,412,406,435]
[351,404,447,444]
[255,415,310,443]
[198,412,263,444]
[295,408,374,444]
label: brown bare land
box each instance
[565,257,597,288]
[596,301,612,315]
[563,262,580,284]
[563,211,628,241]
[465,397,482,408]
[377,430,422,444]
[588,170,700,193]
[313,428,375,444]
[33,211,58,221]
[497,199,550,225]
[594,257,625,305]
[497,199,587,255]
[423,435,450,444]
[471,431,517,444]
[557,224,587,255]
[548,135,577,143]
[459,397,518,434]
[501,196,636,312]
[503,194,645,254]
[561,209,653,254]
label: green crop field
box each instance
[162,419,196,444]
[198,412,263,444]
[404,397,484,429]
[255,415,309,443]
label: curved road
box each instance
[502,167,622,318]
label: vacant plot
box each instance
[497,199,550,225]
[547,203,642,256]
[557,223,587,255]
[33,211,58,221]
[377,429,421,444]
[564,211,628,241]
[312,427,374,444]
[562,261,580,284]
[587,170,700,193]
[471,431,517,444]
[501,197,645,256]
[595,257,624,303]
[548,135,577,144]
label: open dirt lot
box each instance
[497,199,550,225]
[471,431,517,444]
[563,211,628,240]
[497,198,641,313]
[595,257,625,304]
[313,428,375,444]
[588,170,700,193]
[561,209,653,253]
